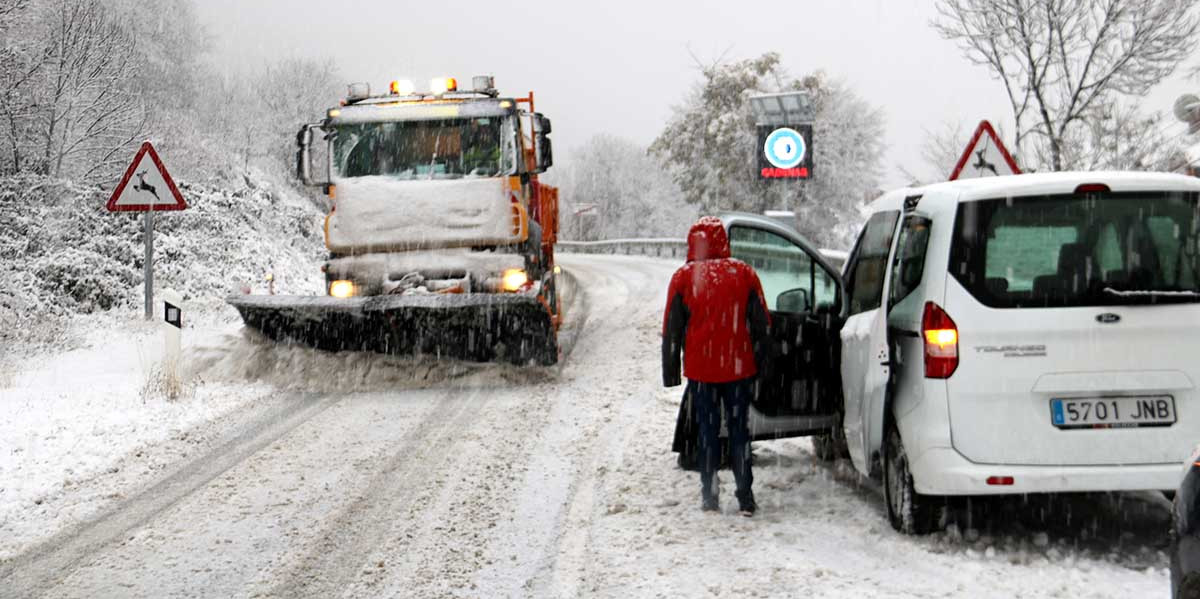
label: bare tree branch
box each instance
[933,0,1199,171]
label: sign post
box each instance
[145,211,153,319]
[106,141,187,319]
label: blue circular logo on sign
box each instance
[764,128,806,169]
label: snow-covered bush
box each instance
[33,248,139,312]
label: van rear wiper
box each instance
[1102,287,1200,298]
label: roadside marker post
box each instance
[162,288,182,383]
[105,141,188,320]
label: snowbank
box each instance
[0,314,275,559]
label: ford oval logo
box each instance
[1096,313,1121,324]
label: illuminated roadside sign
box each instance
[758,124,813,179]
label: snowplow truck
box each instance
[227,76,561,365]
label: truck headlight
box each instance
[501,269,528,292]
[329,280,356,298]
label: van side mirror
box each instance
[777,288,811,313]
[533,113,553,173]
[295,123,330,187]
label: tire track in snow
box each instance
[294,256,639,598]
[0,391,335,599]
[260,264,594,597]
[261,377,531,597]
[541,257,673,596]
[470,254,676,596]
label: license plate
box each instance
[1050,396,1176,429]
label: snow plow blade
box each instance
[226,293,558,365]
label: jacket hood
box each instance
[686,216,731,262]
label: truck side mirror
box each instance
[533,113,553,173]
[536,136,553,172]
[295,123,330,187]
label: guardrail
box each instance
[557,239,848,268]
[556,239,689,259]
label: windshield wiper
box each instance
[1102,287,1200,298]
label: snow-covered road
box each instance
[0,254,1175,598]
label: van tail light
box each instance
[922,301,958,379]
[986,476,1014,486]
[1074,183,1110,194]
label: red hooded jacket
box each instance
[662,217,771,386]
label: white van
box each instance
[710,172,1200,534]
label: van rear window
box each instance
[949,191,1200,308]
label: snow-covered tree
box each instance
[911,120,971,184]
[650,53,885,248]
[0,0,340,186]
[933,0,1200,171]
[26,0,144,180]
[109,0,214,180]
[1056,100,1183,171]
[0,0,39,174]
[255,58,341,176]
[552,134,696,240]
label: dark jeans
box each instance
[688,378,754,504]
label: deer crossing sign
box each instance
[948,120,1021,181]
[106,141,187,211]
[106,141,187,320]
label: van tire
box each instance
[883,424,944,535]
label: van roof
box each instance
[866,171,1200,213]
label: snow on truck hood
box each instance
[326,177,524,254]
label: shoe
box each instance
[701,496,719,512]
[737,494,757,517]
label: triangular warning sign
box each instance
[948,120,1021,181]
[106,141,187,212]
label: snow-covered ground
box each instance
[585,388,1171,598]
[0,254,1176,598]
[0,308,279,560]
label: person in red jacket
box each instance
[663,216,771,516]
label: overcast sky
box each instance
[194,0,1199,188]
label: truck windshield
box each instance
[949,191,1200,307]
[332,116,513,180]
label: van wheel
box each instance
[883,424,944,535]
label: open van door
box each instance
[840,210,901,476]
[724,215,846,440]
